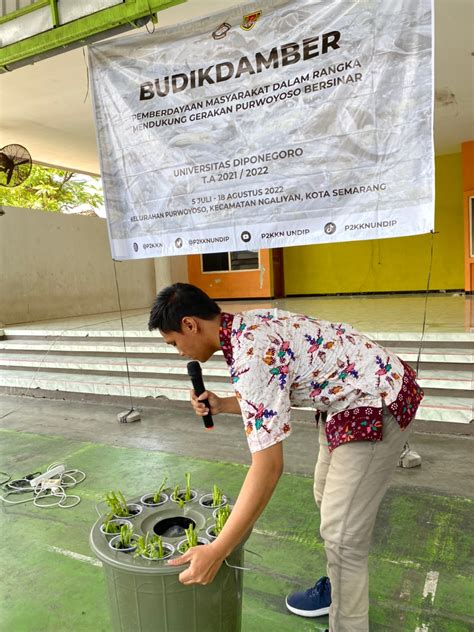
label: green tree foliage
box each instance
[0,164,103,213]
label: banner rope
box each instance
[112,260,135,411]
[415,229,435,376]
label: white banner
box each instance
[88,0,434,261]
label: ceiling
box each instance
[0,0,472,175]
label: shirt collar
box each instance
[219,312,234,366]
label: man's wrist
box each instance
[221,396,240,415]
[209,536,234,560]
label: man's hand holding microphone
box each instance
[187,360,241,424]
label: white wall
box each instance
[0,207,164,324]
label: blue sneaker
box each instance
[285,576,331,617]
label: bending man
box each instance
[148,283,423,632]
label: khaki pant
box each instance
[314,407,412,632]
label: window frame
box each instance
[200,250,261,274]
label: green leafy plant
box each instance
[180,523,198,552]
[152,536,165,559]
[172,473,193,506]
[214,504,231,536]
[184,472,192,501]
[103,522,121,534]
[173,484,185,508]
[212,484,223,507]
[134,534,148,557]
[102,513,122,534]
[117,523,134,549]
[135,533,166,559]
[105,491,130,517]
[0,164,104,214]
[153,477,168,504]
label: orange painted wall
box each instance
[187,249,272,299]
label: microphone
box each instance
[187,361,214,430]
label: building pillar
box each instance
[153,257,172,295]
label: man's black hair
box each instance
[148,283,221,333]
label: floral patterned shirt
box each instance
[219,310,423,453]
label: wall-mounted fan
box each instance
[0,144,32,187]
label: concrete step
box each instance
[2,328,157,339]
[0,339,182,355]
[0,369,471,424]
[0,353,471,393]
[1,327,471,425]
[1,338,471,364]
[416,369,473,391]
[0,352,226,376]
[0,368,233,400]
[416,395,473,424]
[389,348,473,365]
[4,327,474,343]
[367,331,474,344]
[1,337,473,368]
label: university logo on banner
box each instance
[241,11,262,31]
[88,0,434,260]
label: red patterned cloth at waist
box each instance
[324,360,424,452]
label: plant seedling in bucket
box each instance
[212,485,223,507]
[141,477,169,507]
[199,484,227,508]
[215,504,230,535]
[172,472,195,506]
[184,473,192,500]
[207,504,231,539]
[100,513,134,538]
[153,477,168,503]
[109,523,137,552]
[102,512,121,534]
[173,484,185,508]
[120,524,134,547]
[105,490,139,517]
[135,533,171,560]
[179,523,199,553]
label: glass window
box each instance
[202,252,229,272]
[201,250,260,272]
[230,251,259,271]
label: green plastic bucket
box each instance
[90,492,245,632]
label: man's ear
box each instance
[181,316,198,333]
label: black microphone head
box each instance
[187,360,201,377]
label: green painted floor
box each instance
[0,429,473,632]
